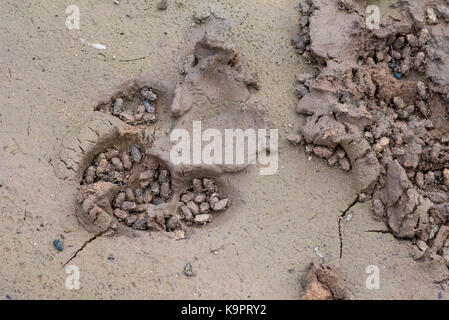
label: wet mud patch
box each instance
[51,32,265,238]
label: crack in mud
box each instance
[337,196,359,259]
[433,278,449,285]
[365,229,391,234]
[61,231,105,268]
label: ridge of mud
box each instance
[290,0,449,265]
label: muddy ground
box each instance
[1,0,448,299]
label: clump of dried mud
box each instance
[300,262,346,300]
[290,0,449,265]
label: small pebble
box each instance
[203,178,216,194]
[85,166,96,184]
[113,209,129,220]
[112,98,123,115]
[160,182,171,199]
[181,192,195,203]
[184,262,193,277]
[200,202,210,214]
[417,81,427,100]
[151,181,160,195]
[121,201,137,211]
[130,145,142,163]
[121,152,132,170]
[141,88,157,102]
[119,111,135,124]
[140,169,155,181]
[53,239,63,251]
[393,96,405,109]
[157,0,168,10]
[125,188,135,201]
[166,215,179,230]
[194,193,207,203]
[143,113,156,124]
[194,214,212,223]
[426,8,438,24]
[114,192,126,208]
[213,199,229,211]
[133,215,147,230]
[111,157,124,171]
[143,100,156,113]
[125,215,138,226]
[287,133,303,145]
[179,205,193,221]
[187,201,200,215]
[313,146,333,159]
[192,178,203,193]
[339,158,351,171]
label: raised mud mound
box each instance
[51,33,266,237]
[290,0,449,264]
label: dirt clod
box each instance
[157,0,168,11]
[300,262,346,300]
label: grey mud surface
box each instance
[1,0,448,299]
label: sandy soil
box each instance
[1,0,448,299]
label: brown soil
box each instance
[1,0,449,300]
